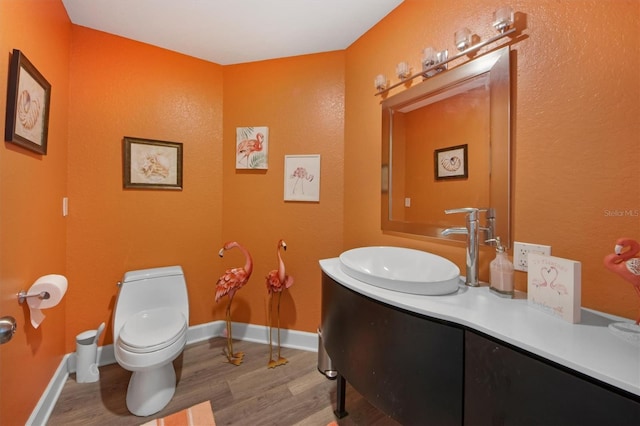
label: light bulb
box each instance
[455,28,472,51]
[423,47,436,67]
[493,6,514,33]
[396,62,410,79]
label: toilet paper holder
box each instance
[17,290,50,304]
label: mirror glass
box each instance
[381,47,511,247]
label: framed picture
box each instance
[123,137,183,190]
[236,126,268,169]
[284,154,320,202]
[4,49,51,154]
[434,144,468,180]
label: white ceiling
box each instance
[62,0,403,65]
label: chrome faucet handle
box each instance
[445,207,483,221]
[445,207,479,214]
[480,207,496,241]
[445,207,494,225]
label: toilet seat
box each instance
[118,307,187,354]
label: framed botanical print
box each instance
[236,126,268,169]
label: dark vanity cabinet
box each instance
[464,332,640,426]
[321,274,464,425]
[322,274,640,426]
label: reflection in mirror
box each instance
[381,47,511,247]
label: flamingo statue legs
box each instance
[216,241,253,365]
[604,237,640,324]
[266,239,294,368]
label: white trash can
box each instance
[75,330,100,383]
[317,327,337,379]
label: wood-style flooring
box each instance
[48,337,400,425]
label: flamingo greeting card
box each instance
[527,254,582,323]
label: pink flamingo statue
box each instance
[216,241,253,365]
[266,239,294,368]
[604,238,640,324]
[237,133,264,167]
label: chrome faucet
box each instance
[442,207,488,287]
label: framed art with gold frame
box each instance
[123,137,183,190]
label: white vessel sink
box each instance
[339,246,461,295]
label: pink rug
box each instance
[140,401,215,426]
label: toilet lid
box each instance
[118,307,187,353]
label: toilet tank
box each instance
[114,265,189,340]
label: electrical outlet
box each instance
[513,241,551,272]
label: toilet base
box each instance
[126,362,176,417]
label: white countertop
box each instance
[320,257,640,397]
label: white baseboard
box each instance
[26,354,70,426]
[28,321,318,425]
[220,321,318,352]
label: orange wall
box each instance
[221,53,345,333]
[1,0,639,422]
[66,33,345,348]
[66,26,224,348]
[344,0,640,320]
[0,1,71,424]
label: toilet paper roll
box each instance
[27,274,68,329]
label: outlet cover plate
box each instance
[514,241,551,272]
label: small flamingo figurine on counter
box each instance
[603,238,640,345]
[604,237,640,323]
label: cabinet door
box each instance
[322,274,464,425]
[464,331,640,426]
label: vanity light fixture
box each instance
[492,6,514,33]
[396,62,411,80]
[374,74,387,91]
[374,5,520,95]
[454,28,472,52]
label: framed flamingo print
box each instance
[284,155,320,202]
[236,126,268,169]
[4,49,51,155]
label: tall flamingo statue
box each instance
[216,241,253,365]
[604,237,640,324]
[237,132,264,167]
[266,239,294,368]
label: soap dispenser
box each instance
[487,237,514,298]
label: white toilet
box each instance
[113,265,189,417]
